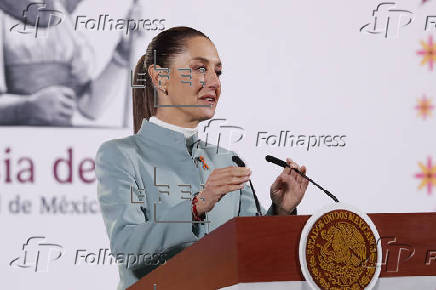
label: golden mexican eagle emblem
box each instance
[304,209,378,289]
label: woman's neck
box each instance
[149,116,198,139]
[154,112,199,128]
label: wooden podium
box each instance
[129,213,436,290]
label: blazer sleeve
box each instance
[95,140,200,270]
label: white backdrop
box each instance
[2,0,436,289]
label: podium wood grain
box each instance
[128,213,436,290]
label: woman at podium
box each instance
[95,26,309,290]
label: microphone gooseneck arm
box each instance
[232,155,263,216]
[265,155,339,203]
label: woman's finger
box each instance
[289,168,297,181]
[304,178,309,190]
[297,173,305,185]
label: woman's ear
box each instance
[147,64,169,95]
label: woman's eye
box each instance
[192,66,221,77]
[193,66,206,72]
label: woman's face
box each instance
[162,36,222,124]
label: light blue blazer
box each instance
[95,118,275,290]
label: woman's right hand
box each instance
[195,167,251,215]
[24,86,76,126]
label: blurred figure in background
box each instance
[0,0,137,126]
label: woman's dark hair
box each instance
[132,26,210,134]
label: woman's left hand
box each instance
[269,158,309,215]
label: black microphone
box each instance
[232,155,263,216]
[265,155,339,203]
